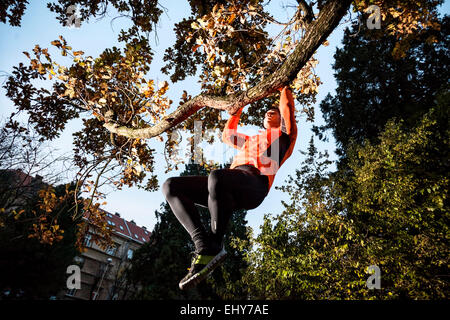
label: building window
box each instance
[134,234,139,239]
[66,288,77,297]
[127,249,134,260]
[84,234,92,248]
[142,237,146,242]
[106,245,117,256]
[119,225,124,231]
[74,256,85,268]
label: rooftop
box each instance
[97,208,151,244]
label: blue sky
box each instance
[1,0,448,234]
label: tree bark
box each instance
[103,0,353,139]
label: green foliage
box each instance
[232,96,449,299]
[126,163,251,299]
[342,96,449,299]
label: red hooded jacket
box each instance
[222,87,297,191]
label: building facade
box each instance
[62,209,151,300]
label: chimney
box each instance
[130,220,136,224]
[115,212,121,217]
[142,226,147,230]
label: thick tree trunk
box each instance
[103,0,353,139]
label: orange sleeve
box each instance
[278,87,297,162]
[222,107,249,150]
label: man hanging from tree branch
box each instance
[162,86,297,290]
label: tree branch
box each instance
[296,0,314,24]
[103,0,353,140]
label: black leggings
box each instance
[162,165,269,253]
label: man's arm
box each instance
[278,87,297,162]
[222,107,249,150]
[279,87,297,137]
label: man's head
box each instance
[263,108,281,129]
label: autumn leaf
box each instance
[228,13,237,24]
[51,40,62,47]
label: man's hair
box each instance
[262,107,281,128]
[267,107,280,114]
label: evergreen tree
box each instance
[315,15,449,163]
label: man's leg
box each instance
[162,175,210,253]
[207,168,269,249]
